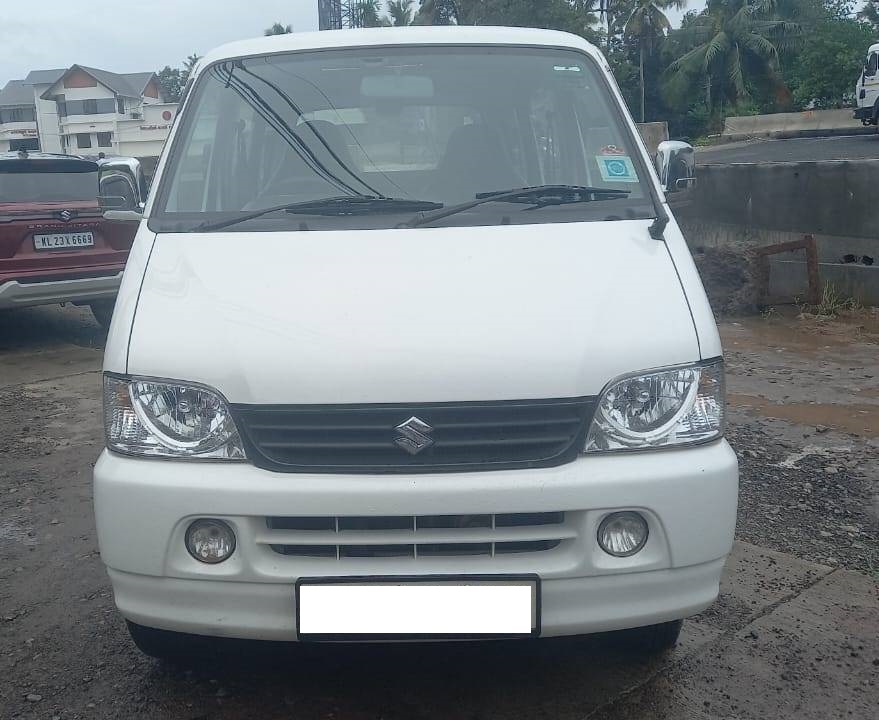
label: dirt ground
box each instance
[0,304,877,720]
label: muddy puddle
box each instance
[728,393,879,438]
[720,310,879,439]
[722,309,879,357]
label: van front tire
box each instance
[639,619,684,653]
[89,300,115,329]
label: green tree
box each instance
[156,66,185,103]
[664,0,802,119]
[265,21,293,35]
[386,0,416,25]
[858,0,879,28]
[417,0,599,40]
[183,54,202,75]
[157,53,201,103]
[415,0,462,24]
[344,0,385,27]
[625,0,686,122]
[786,11,874,107]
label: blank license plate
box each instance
[297,577,539,640]
[34,232,95,250]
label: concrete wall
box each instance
[673,160,879,305]
[722,109,868,140]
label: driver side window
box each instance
[867,53,878,77]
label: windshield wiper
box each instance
[285,196,442,216]
[192,196,443,232]
[402,185,632,229]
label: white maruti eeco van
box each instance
[95,26,738,659]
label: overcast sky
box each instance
[1,0,703,89]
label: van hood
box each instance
[127,221,699,404]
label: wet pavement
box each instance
[0,305,877,719]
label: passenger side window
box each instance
[867,53,878,77]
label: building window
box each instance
[83,99,98,115]
[0,107,36,123]
[117,97,125,114]
[97,132,113,148]
[76,133,92,149]
[10,138,40,152]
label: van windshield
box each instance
[152,46,656,231]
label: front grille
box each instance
[262,512,570,559]
[233,398,594,473]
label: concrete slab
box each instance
[591,555,877,719]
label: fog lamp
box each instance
[185,519,236,564]
[597,512,648,557]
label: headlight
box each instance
[584,360,724,451]
[103,375,246,459]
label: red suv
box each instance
[0,152,140,327]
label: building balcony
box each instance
[0,120,38,133]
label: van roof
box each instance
[871,42,879,54]
[194,26,602,78]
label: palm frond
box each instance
[703,31,731,71]
[727,44,746,98]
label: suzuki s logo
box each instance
[57,209,77,223]
[394,416,434,455]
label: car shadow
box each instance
[139,630,677,720]
[0,304,106,354]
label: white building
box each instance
[0,65,178,159]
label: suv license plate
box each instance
[34,232,95,250]
[296,576,539,640]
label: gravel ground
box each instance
[729,421,878,573]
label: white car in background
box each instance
[855,42,879,129]
[94,26,737,660]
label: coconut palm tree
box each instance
[664,0,801,117]
[625,0,685,122]
[344,0,385,28]
[386,0,416,25]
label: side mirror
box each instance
[655,140,696,193]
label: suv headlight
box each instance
[103,375,246,459]
[584,359,724,452]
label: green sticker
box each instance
[596,155,638,183]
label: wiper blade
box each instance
[285,196,443,216]
[403,185,631,229]
[192,196,442,232]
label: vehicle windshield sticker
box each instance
[596,155,639,183]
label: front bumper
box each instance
[854,106,875,122]
[0,272,123,310]
[94,440,739,640]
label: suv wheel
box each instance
[89,300,115,329]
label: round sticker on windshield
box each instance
[596,155,638,183]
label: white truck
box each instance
[855,42,879,129]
